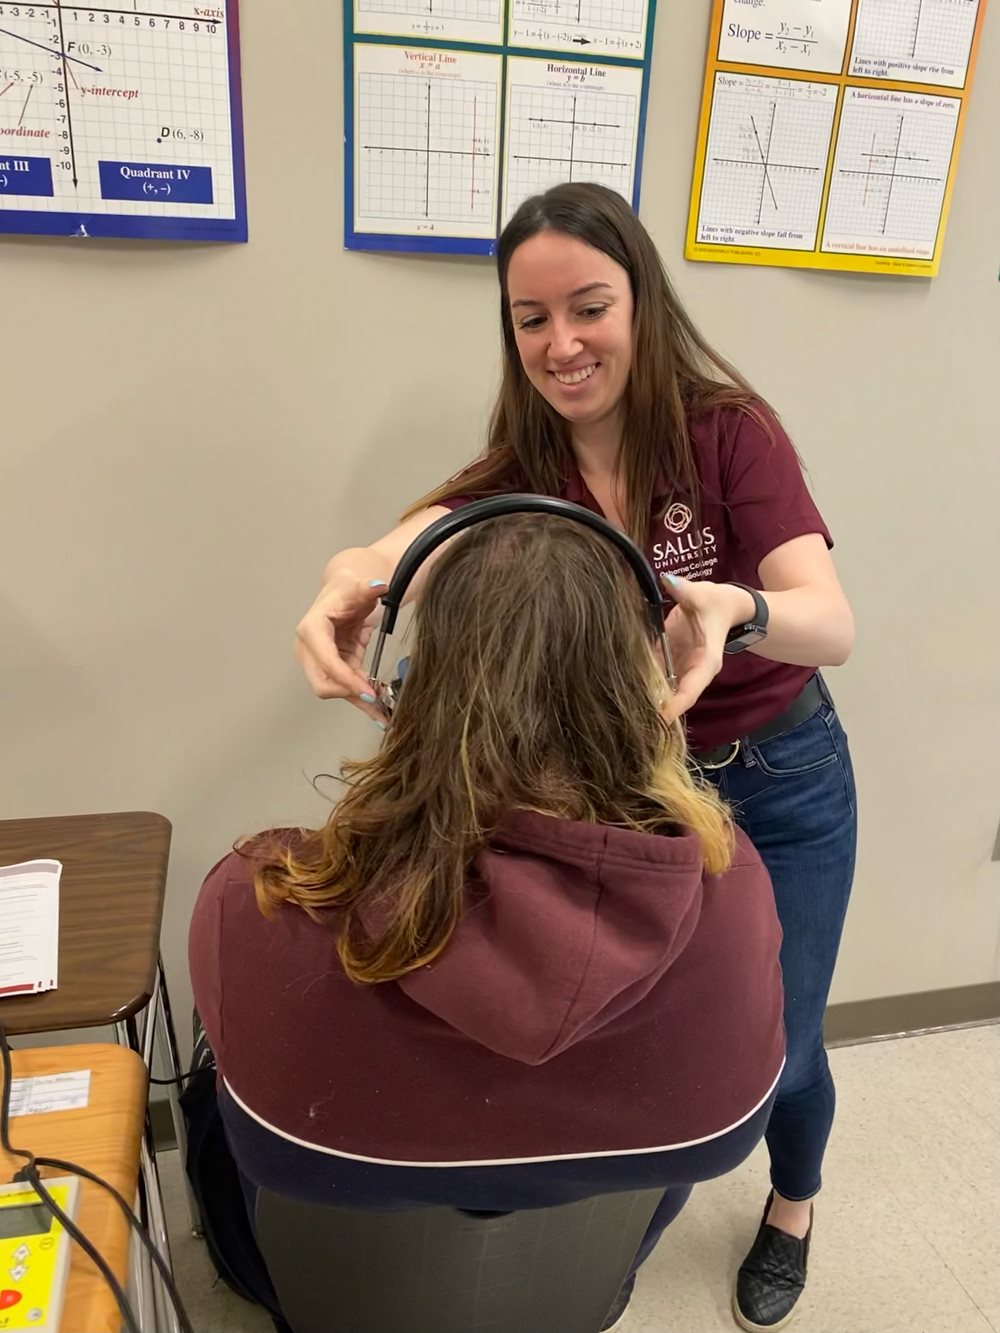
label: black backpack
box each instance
[180,1016,292,1332]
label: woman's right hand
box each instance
[295,563,389,715]
[295,509,451,711]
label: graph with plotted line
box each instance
[509,0,650,58]
[686,0,985,275]
[355,0,503,46]
[502,56,641,223]
[0,0,245,239]
[354,44,501,240]
[822,86,959,257]
[345,0,656,251]
[849,0,981,88]
[696,73,837,250]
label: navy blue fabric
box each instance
[221,1082,775,1213]
[222,1079,775,1299]
[705,676,856,1201]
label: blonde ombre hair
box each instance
[251,515,733,983]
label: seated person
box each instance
[189,514,785,1327]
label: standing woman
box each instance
[296,183,856,1332]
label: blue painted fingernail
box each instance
[662,573,678,586]
[360,692,377,704]
[368,579,387,588]
[372,720,386,732]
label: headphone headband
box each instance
[368,494,673,693]
[381,494,665,632]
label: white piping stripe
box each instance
[223,1060,784,1170]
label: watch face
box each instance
[724,625,766,655]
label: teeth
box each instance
[553,364,597,385]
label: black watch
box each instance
[723,583,769,655]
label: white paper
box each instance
[354,0,505,48]
[821,86,960,260]
[502,56,643,226]
[696,73,838,251]
[0,859,61,996]
[353,44,503,242]
[718,0,854,76]
[9,1071,91,1117]
[849,0,981,90]
[508,0,651,60]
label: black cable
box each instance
[25,1165,143,1333]
[0,1025,141,1333]
[148,1071,200,1086]
[31,1153,195,1333]
[1,1026,198,1333]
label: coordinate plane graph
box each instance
[849,0,980,87]
[355,0,503,47]
[354,46,501,241]
[510,0,649,58]
[502,57,641,223]
[0,0,244,239]
[697,73,836,250]
[358,73,496,222]
[822,87,959,258]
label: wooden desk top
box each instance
[0,1043,147,1333]
[0,813,171,1035]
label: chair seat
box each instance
[255,1185,663,1333]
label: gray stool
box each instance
[255,1185,662,1333]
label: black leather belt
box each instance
[691,674,825,770]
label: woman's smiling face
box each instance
[506,230,634,431]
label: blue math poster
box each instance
[0,0,246,241]
[345,0,658,255]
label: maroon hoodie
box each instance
[190,811,784,1172]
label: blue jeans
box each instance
[704,675,857,1202]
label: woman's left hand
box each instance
[660,575,754,717]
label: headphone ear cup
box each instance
[385,657,410,712]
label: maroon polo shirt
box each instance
[442,404,832,748]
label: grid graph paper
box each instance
[0,0,243,237]
[697,74,836,246]
[686,0,984,274]
[358,0,500,19]
[503,72,639,223]
[851,0,980,70]
[823,91,959,251]
[512,0,646,36]
[357,68,499,233]
[509,0,650,57]
[354,0,503,44]
[346,0,655,249]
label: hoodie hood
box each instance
[397,810,708,1066]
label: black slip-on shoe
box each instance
[733,1192,813,1332]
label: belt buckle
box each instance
[696,740,741,771]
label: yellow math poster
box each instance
[685,0,987,276]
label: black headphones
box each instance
[367,495,676,713]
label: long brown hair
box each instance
[406,182,762,546]
[252,515,733,983]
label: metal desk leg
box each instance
[116,977,183,1333]
[139,1132,181,1333]
[155,955,202,1235]
[128,1181,156,1333]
